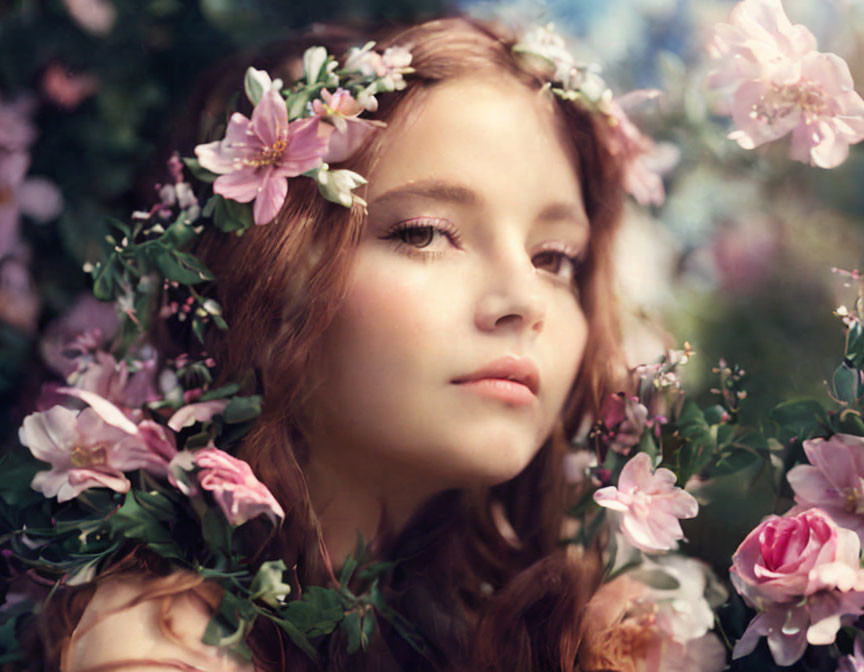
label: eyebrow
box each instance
[370,178,587,227]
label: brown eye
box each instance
[532,250,565,274]
[398,226,436,248]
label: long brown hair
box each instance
[33,16,626,672]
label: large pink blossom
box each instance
[194,446,284,527]
[67,350,159,414]
[311,88,385,163]
[787,434,864,545]
[0,152,63,258]
[19,393,177,502]
[194,90,330,226]
[593,452,698,552]
[708,0,864,168]
[730,508,864,665]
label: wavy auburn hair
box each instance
[32,16,626,672]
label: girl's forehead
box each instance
[367,75,583,208]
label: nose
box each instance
[474,248,546,335]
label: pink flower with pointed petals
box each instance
[311,88,385,163]
[19,394,178,502]
[787,434,864,545]
[194,90,330,225]
[194,446,284,527]
[593,452,698,552]
[708,0,864,167]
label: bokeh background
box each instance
[1,0,863,580]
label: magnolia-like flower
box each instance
[594,452,698,553]
[344,43,413,110]
[787,434,864,544]
[708,0,864,168]
[311,88,385,164]
[194,445,285,527]
[730,508,864,665]
[243,67,283,107]
[194,88,330,226]
[19,393,177,502]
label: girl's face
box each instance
[311,75,590,494]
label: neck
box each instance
[306,445,438,568]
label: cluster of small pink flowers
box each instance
[708,0,864,168]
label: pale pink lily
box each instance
[19,391,177,502]
[194,445,284,527]
[594,452,698,552]
[787,433,864,545]
[0,152,63,257]
[311,88,385,163]
[708,0,864,167]
[194,90,330,225]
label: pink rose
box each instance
[730,508,864,665]
[593,452,698,553]
[194,446,285,527]
[731,508,863,608]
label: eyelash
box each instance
[382,218,585,286]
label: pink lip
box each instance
[452,355,540,405]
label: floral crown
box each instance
[0,27,661,665]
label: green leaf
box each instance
[339,554,358,589]
[341,611,363,654]
[223,395,262,423]
[833,361,861,405]
[109,493,181,559]
[272,617,318,661]
[285,88,312,121]
[770,399,828,443]
[151,248,211,284]
[847,320,864,367]
[199,383,240,401]
[163,217,198,248]
[202,507,233,553]
[209,194,254,234]
[0,450,45,507]
[91,256,118,300]
[183,157,218,183]
[837,409,864,437]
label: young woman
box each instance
[39,16,626,672]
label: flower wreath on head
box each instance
[0,26,663,665]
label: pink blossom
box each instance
[730,508,864,665]
[604,91,675,207]
[0,96,36,152]
[0,256,40,333]
[0,152,63,257]
[582,571,726,672]
[66,350,159,414]
[63,0,116,35]
[167,400,229,431]
[39,293,118,377]
[708,0,864,168]
[194,446,284,527]
[41,64,98,109]
[194,90,330,225]
[593,452,698,552]
[19,395,177,502]
[787,434,864,544]
[311,88,385,163]
[838,638,864,672]
[596,392,652,456]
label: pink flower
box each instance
[593,452,698,552]
[604,91,676,207]
[194,90,330,225]
[167,400,229,431]
[730,509,864,665]
[311,88,385,163]
[582,571,726,672]
[708,0,864,168]
[596,392,652,456]
[63,0,116,35]
[194,446,284,527]
[0,96,36,152]
[838,638,864,672]
[41,64,98,109]
[0,152,63,258]
[39,293,118,377]
[67,350,159,414]
[19,393,177,502]
[0,256,40,333]
[787,434,864,545]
